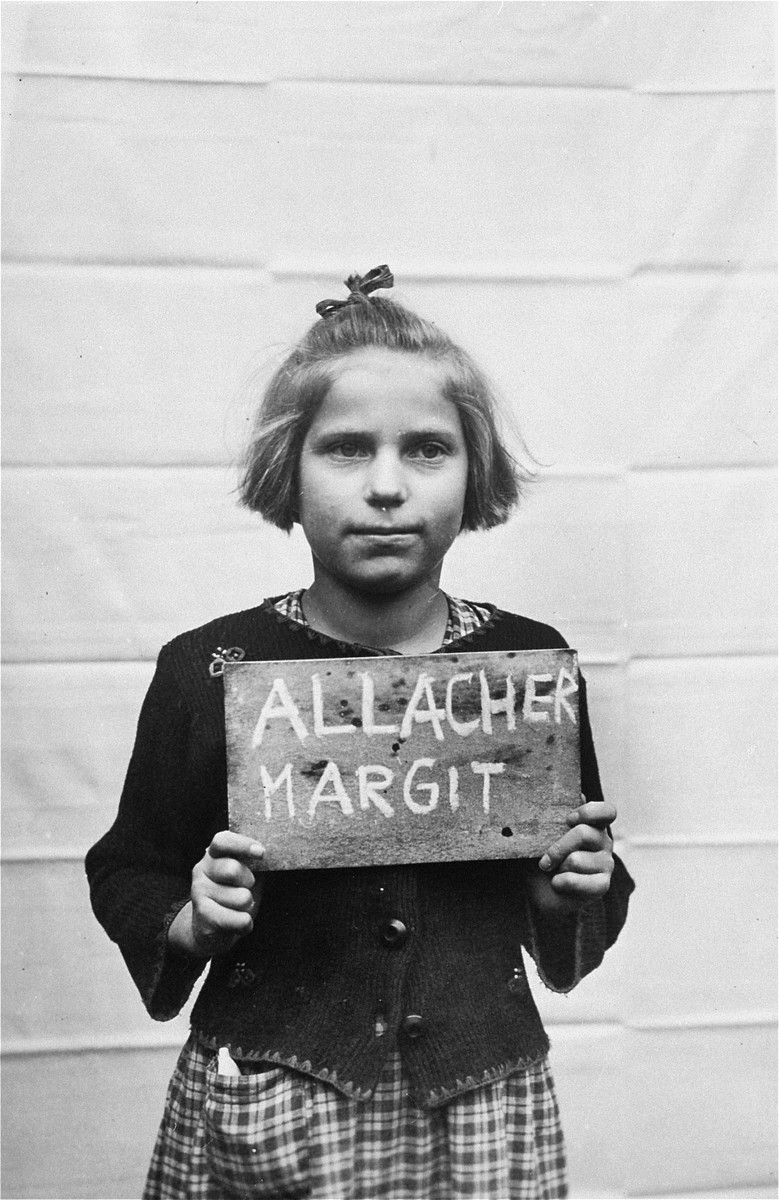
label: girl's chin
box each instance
[335,568,433,598]
[311,551,441,598]
[348,575,419,597]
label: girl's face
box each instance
[298,348,468,597]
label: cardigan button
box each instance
[507,967,526,995]
[379,919,408,948]
[402,1014,425,1039]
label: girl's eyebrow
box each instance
[401,428,459,441]
[308,425,460,444]
[307,428,373,445]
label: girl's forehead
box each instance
[319,349,457,425]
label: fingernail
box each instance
[249,843,264,857]
[539,855,552,872]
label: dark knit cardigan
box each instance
[85,600,634,1108]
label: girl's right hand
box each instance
[168,831,265,959]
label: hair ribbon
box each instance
[315,264,394,317]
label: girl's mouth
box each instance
[350,525,422,537]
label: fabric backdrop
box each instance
[2,4,776,1197]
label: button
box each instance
[379,918,408,948]
[402,1014,425,1039]
[507,967,526,995]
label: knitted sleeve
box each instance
[84,643,208,1019]
[520,673,635,992]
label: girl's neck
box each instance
[302,577,450,655]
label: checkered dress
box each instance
[145,1038,567,1200]
[272,589,494,653]
[144,592,568,1199]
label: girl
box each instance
[86,266,634,1200]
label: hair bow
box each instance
[315,264,394,317]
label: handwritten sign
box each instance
[224,647,580,870]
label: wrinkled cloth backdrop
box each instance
[2,3,776,1197]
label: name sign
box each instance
[224,647,580,870]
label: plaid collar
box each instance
[272,590,491,653]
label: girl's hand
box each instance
[168,831,265,959]
[525,798,616,917]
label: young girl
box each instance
[86,266,634,1200]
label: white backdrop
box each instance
[2,4,776,1197]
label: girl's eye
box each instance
[413,442,448,461]
[330,442,365,459]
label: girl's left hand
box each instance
[525,798,617,916]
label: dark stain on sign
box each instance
[300,759,329,779]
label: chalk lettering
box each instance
[361,672,400,736]
[554,668,578,724]
[445,673,480,736]
[403,758,440,814]
[480,671,517,734]
[522,674,554,723]
[470,761,506,814]
[252,678,309,747]
[356,764,395,817]
[448,765,460,811]
[260,763,295,820]
[308,761,354,819]
[311,674,355,738]
[399,674,446,742]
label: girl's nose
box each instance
[364,451,408,509]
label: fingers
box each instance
[190,897,255,955]
[553,848,613,876]
[195,854,264,912]
[528,801,617,914]
[203,854,257,891]
[188,830,266,955]
[549,868,613,900]
[189,880,261,955]
[208,830,265,868]
[206,882,259,913]
[203,831,265,887]
[539,823,611,874]
[197,895,256,934]
[567,799,617,830]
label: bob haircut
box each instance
[238,291,532,533]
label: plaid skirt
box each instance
[144,1037,567,1200]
